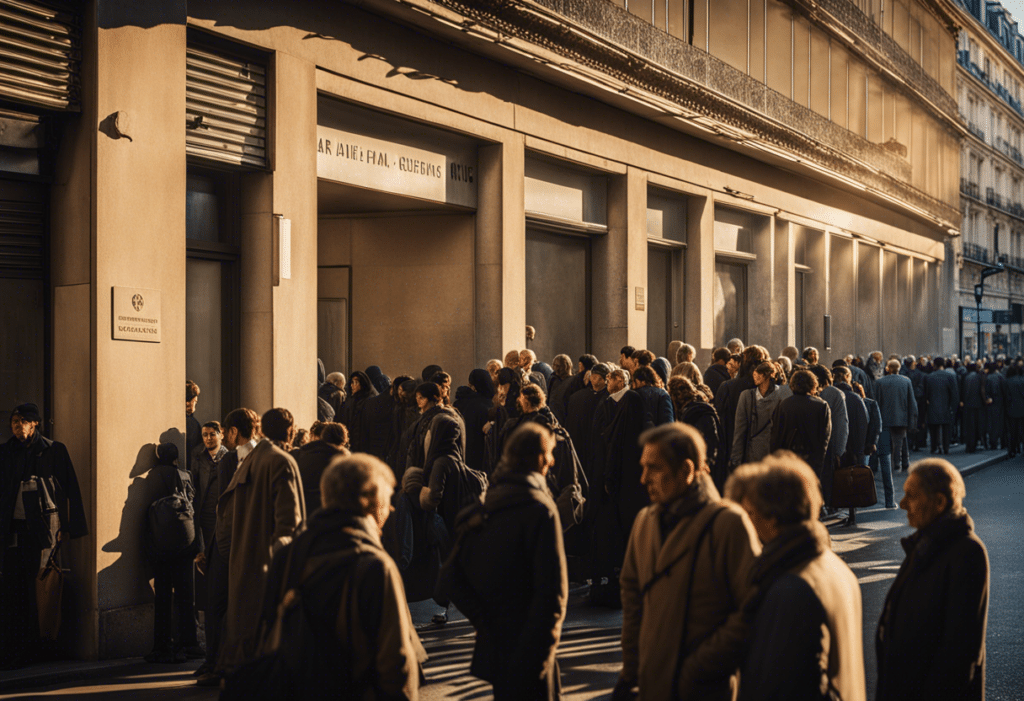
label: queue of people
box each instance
[0,337,991,700]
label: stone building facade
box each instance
[953,0,1024,358]
[0,0,960,658]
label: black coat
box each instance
[447,470,567,699]
[769,395,831,477]
[454,391,493,474]
[186,414,203,463]
[925,370,959,424]
[836,382,868,461]
[292,440,344,513]
[703,363,732,398]
[961,371,987,409]
[715,375,756,457]
[678,400,726,491]
[565,387,607,464]
[340,371,379,453]
[634,385,674,429]
[985,373,1006,437]
[0,433,88,573]
[553,372,588,424]
[318,382,345,421]
[876,513,988,701]
[358,391,397,460]
[1006,375,1024,419]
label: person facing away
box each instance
[216,407,306,672]
[925,356,959,455]
[260,453,426,699]
[446,422,568,700]
[769,370,831,481]
[876,459,989,701]
[293,422,349,513]
[727,455,866,701]
[145,442,204,663]
[615,423,761,701]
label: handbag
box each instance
[831,465,878,508]
[36,536,64,641]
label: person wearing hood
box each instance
[668,377,727,492]
[405,382,464,475]
[454,369,497,473]
[359,374,405,461]
[260,454,426,698]
[365,365,392,396]
[496,366,524,421]
[446,422,568,701]
[727,456,865,701]
[386,379,423,482]
[731,361,792,468]
[651,357,672,389]
[876,460,989,701]
[340,371,378,454]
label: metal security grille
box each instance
[0,196,44,278]
[0,0,79,111]
[186,46,267,168]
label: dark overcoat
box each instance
[924,370,959,424]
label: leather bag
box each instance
[36,537,64,641]
[831,465,878,508]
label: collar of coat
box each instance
[656,471,719,532]
[483,470,554,512]
[900,510,974,564]
[743,519,830,620]
[305,506,383,551]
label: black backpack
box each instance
[147,468,195,554]
[221,537,371,701]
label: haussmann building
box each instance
[0,0,962,658]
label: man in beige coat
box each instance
[615,422,760,701]
[217,407,306,672]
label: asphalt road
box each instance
[5,458,1022,701]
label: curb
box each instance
[0,658,194,694]
[960,451,1011,477]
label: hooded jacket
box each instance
[341,371,379,453]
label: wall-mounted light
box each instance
[273,214,291,285]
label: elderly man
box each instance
[615,423,760,701]
[727,455,865,701]
[0,403,88,668]
[520,348,548,394]
[726,338,745,355]
[259,453,426,698]
[320,372,347,420]
[876,460,989,701]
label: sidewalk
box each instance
[1,442,1010,693]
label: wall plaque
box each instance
[112,287,161,342]
[635,286,645,311]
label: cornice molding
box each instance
[421,0,959,230]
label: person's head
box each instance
[639,423,705,504]
[292,428,310,448]
[186,380,200,415]
[776,356,792,375]
[155,442,179,467]
[504,350,521,369]
[752,361,777,390]
[830,358,848,369]
[320,422,349,449]
[517,383,547,414]
[727,338,745,354]
[430,371,452,401]
[309,421,325,440]
[551,354,573,379]
[782,346,799,361]
[852,381,865,398]
[901,459,967,529]
[350,374,363,393]
[390,374,414,399]
[676,343,696,365]
[10,403,41,442]
[525,324,536,341]
[321,454,396,532]
[262,407,295,447]
[789,369,819,396]
[633,365,658,388]
[519,349,537,372]
[725,453,823,543]
[486,359,503,385]
[619,345,637,368]
[832,366,851,385]
[712,347,731,365]
[397,379,418,406]
[885,359,901,375]
[578,354,598,374]
[667,341,683,364]
[468,368,496,399]
[933,356,946,369]
[667,376,702,410]
[738,345,770,378]
[421,364,442,383]
[222,408,260,450]
[607,368,629,394]
[497,422,556,476]
[415,382,442,412]
[802,346,819,365]
[631,349,655,368]
[672,361,704,387]
[727,354,742,377]
[590,363,610,392]
[202,421,223,451]
[326,372,345,389]
[807,363,832,389]
[870,351,883,363]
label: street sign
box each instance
[961,308,994,323]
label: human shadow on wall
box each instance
[97,429,186,625]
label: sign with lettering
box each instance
[112,287,161,342]
[316,124,477,208]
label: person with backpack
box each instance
[445,422,568,700]
[145,442,204,663]
[615,423,760,701]
[231,453,425,700]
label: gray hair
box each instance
[676,343,696,365]
[551,354,573,377]
[910,459,966,516]
[326,372,345,387]
[727,338,745,353]
[725,453,822,525]
[321,453,395,513]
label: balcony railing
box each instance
[963,242,991,263]
[987,187,1002,208]
[958,49,1024,118]
[961,177,981,199]
[968,122,987,143]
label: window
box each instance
[525,229,591,364]
[714,261,747,346]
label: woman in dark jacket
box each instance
[668,376,727,490]
[769,369,832,479]
[454,369,496,473]
[340,371,378,453]
[447,422,568,701]
[365,365,392,395]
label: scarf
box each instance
[743,520,830,620]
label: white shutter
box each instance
[186,45,267,168]
[0,0,80,111]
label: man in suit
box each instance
[959,363,989,453]
[924,357,958,455]
[874,360,918,510]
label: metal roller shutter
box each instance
[186,46,267,168]
[0,0,79,111]
[0,193,44,279]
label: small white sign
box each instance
[112,287,161,343]
[316,124,477,208]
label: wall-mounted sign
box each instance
[112,287,161,342]
[316,123,478,209]
[635,286,645,311]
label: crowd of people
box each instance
[0,336,996,700]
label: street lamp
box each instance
[975,266,1005,359]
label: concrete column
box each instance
[685,195,715,366]
[749,214,775,350]
[805,227,828,355]
[477,136,526,364]
[596,169,646,359]
[772,220,796,349]
[828,235,855,364]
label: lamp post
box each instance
[975,264,1006,359]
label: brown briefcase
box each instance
[831,465,878,508]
